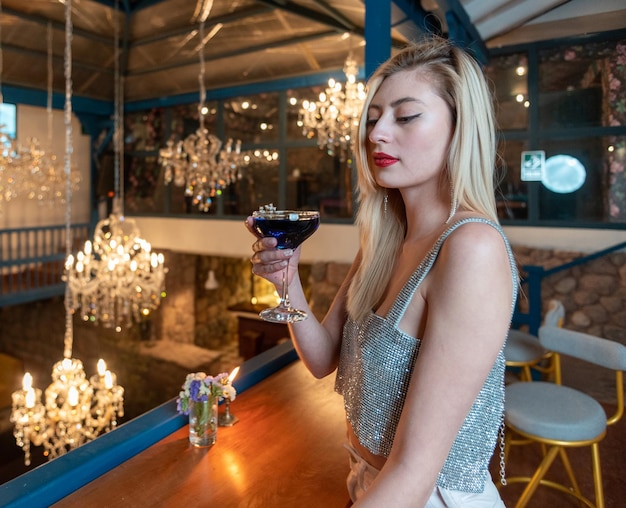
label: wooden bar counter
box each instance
[1,343,351,507]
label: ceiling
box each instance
[0,0,625,105]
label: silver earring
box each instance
[445,198,458,224]
[384,193,388,217]
[445,181,457,224]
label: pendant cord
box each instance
[198,18,205,131]
[113,0,124,214]
[63,0,74,359]
[47,22,53,151]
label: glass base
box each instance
[259,306,308,323]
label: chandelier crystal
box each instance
[159,13,247,212]
[297,53,366,160]
[11,0,123,466]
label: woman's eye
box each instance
[365,118,379,127]
[397,113,421,123]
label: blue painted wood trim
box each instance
[0,286,66,307]
[0,85,112,117]
[364,0,391,79]
[125,69,362,112]
[0,341,299,507]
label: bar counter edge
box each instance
[0,341,299,508]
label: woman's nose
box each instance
[368,120,390,144]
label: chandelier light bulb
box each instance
[22,373,33,391]
[25,388,36,409]
[104,371,114,390]
[67,386,79,407]
[97,359,106,377]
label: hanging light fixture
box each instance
[0,5,80,211]
[297,52,366,160]
[11,0,124,466]
[64,0,166,331]
[158,2,247,212]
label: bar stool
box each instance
[505,299,564,381]
[502,325,626,508]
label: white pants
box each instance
[344,443,505,508]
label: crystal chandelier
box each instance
[0,13,80,211]
[297,53,366,160]
[158,8,247,212]
[65,201,166,331]
[64,0,166,331]
[11,0,123,466]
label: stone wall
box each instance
[513,246,626,343]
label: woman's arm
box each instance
[354,222,514,506]
[247,217,358,378]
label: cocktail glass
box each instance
[251,204,320,323]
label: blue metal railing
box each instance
[0,224,89,306]
[512,241,626,335]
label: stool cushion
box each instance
[505,381,606,442]
[505,330,546,363]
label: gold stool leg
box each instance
[515,445,560,508]
[558,448,583,500]
[591,443,604,508]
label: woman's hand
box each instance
[245,216,301,289]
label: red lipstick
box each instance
[372,152,399,167]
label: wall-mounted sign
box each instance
[521,150,545,181]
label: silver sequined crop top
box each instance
[335,218,519,493]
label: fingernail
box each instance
[283,249,293,257]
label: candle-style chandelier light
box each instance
[0,10,80,212]
[158,2,247,212]
[297,52,366,160]
[11,0,123,466]
[64,0,166,331]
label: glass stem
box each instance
[280,264,290,309]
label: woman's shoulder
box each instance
[440,214,509,263]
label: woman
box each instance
[247,37,518,507]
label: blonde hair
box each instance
[347,37,498,322]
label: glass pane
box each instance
[124,108,165,152]
[537,136,624,223]
[224,93,279,143]
[539,40,625,129]
[168,102,218,143]
[608,136,626,223]
[496,139,530,220]
[286,146,353,219]
[286,86,327,141]
[124,154,164,213]
[236,149,280,213]
[486,53,529,130]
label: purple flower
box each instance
[189,379,202,401]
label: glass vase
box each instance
[188,398,218,447]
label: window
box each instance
[0,102,17,140]
[490,38,626,227]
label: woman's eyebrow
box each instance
[369,97,424,111]
[391,97,423,108]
